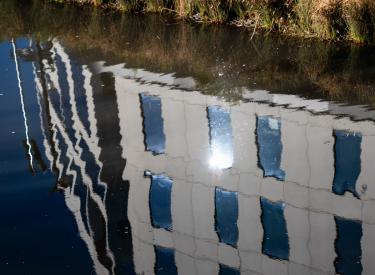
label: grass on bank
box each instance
[49,0,375,44]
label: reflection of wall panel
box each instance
[195,259,219,275]
[237,194,262,253]
[175,251,196,275]
[162,98,187,158]
[172,180,194,236]
[132,237,155,275]
[192,184,217,242]
[362,224,375,275]
[307,125,335,190]
[281,120,309,186]
[117,83,144,155]
[231,106,259,176]
[309,212,336,273]
[185,98,210,162]
[285,206,310,266]
[358,136,375,200]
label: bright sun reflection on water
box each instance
[209,152,233,169]
[207,106,234,170]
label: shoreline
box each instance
[49,0,375,44]
[2,0,375,107]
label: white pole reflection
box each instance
[11,38,34,171]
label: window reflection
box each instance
[140,93,166,155]
[256,116,285,181]
[334,216,362,275]
[154,246,177,275]
[260,197,289,261]
[215,187,238,247]
[146,171,173,231]
[333,130,362,199]
[219,264,240,275]
[207,106,233,169]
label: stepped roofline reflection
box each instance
[19,37,375,274]
[28,39,133,275]
[94,62,375,123]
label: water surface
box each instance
[1,1,375,274]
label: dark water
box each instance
[1,1,375,274]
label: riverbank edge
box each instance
[49,0,375,45]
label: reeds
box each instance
[47,0,375,43]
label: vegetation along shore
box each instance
[48,0,375,44]
[2,0,375,107]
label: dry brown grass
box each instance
[46,0,375,43]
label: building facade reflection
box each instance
[23,39,375,275]
[111,60,375,275]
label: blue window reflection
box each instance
[207,106,233,169]
[215,187,238,247]
[146,171,172,231]
[219,264,240,275]
[334,216,362,275]
[154,246,177,275]
[140,93,165,155]
[256,116,285,181]
[333,130,362,199]
[260,197,289,260]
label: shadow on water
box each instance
[1,0,375,275]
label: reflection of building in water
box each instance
[100,63,375,275]
[27,39,375,275]
[30,40,133,275]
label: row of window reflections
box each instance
[140,93,363,199]
[146,172,363,275]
